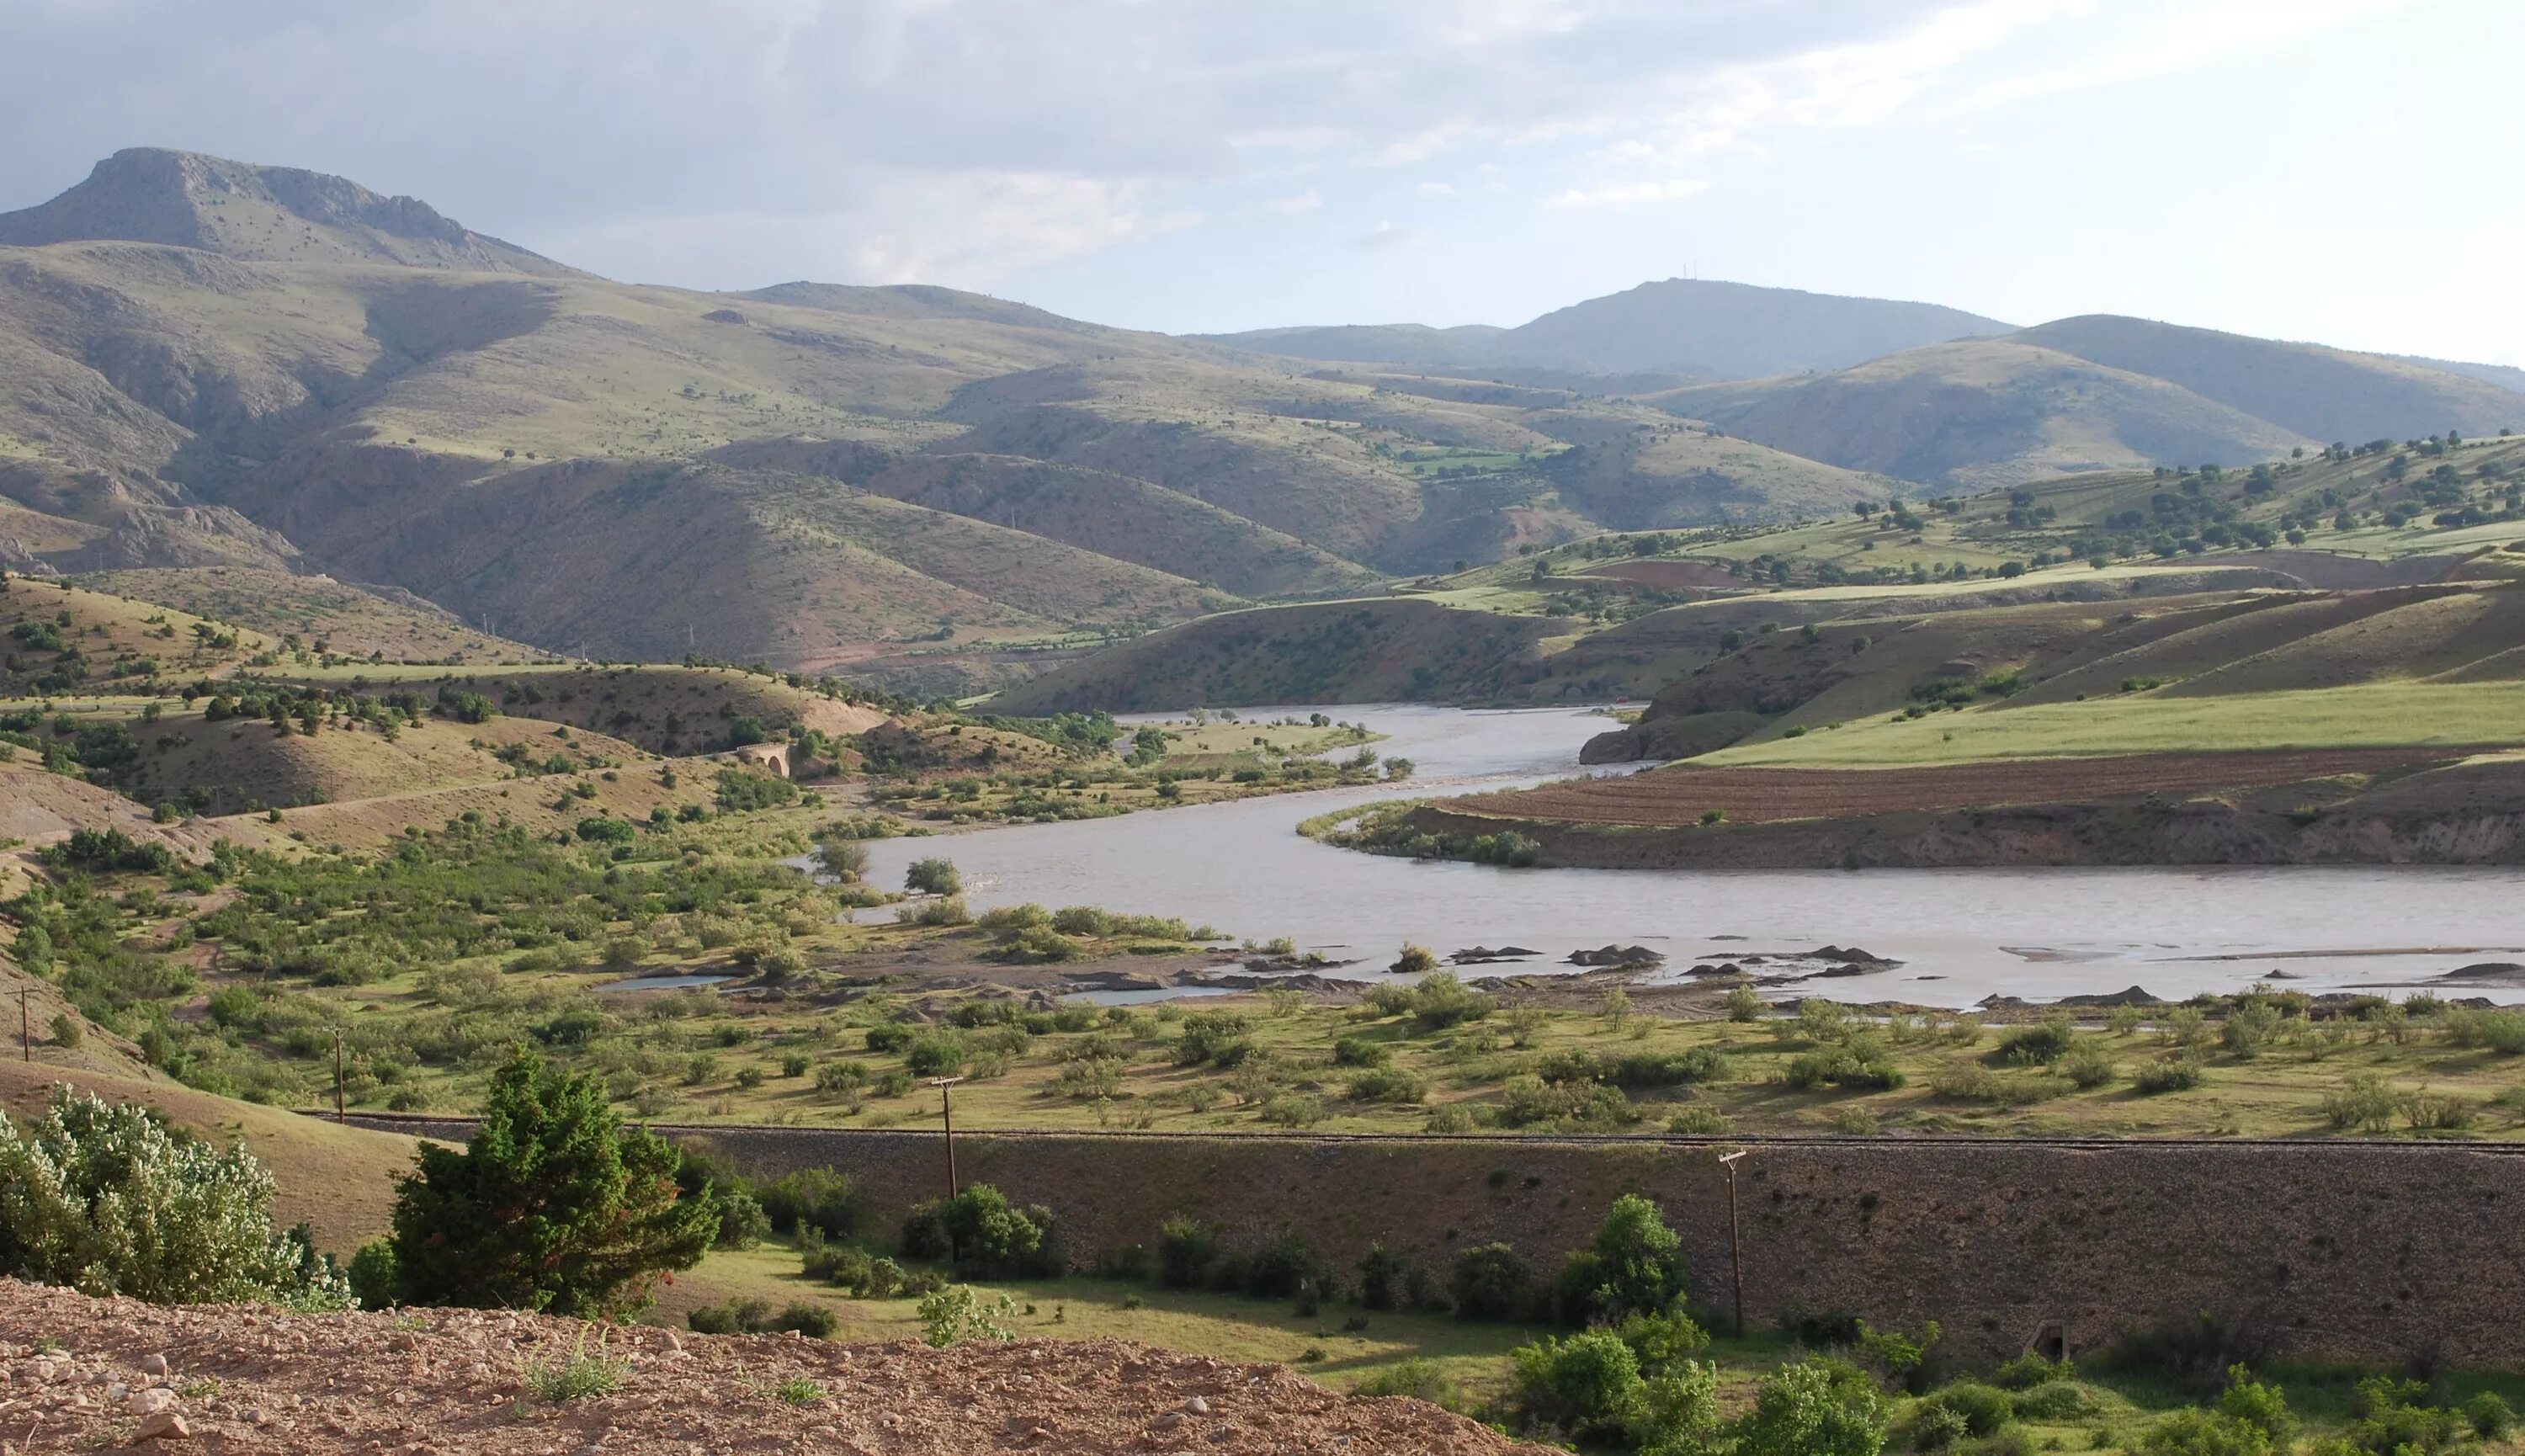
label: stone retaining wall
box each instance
[353,1119,2520,1366]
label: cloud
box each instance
[1545,178,1710,210]
[1417,180,1457,198]
[1347,221,1427,251]
[0,0,2403,291]
[1264,189,1324,215]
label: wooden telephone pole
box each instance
[1718,1150,1751,1337]
[930,1076,968,1198]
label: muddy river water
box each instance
[858,704,2525,1007]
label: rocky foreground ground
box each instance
[0,1282,1530,1454]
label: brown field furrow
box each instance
[1449,747,2479,826]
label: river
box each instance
[857,704,2525,1007]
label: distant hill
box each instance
[1642,338,2310,489]
[1199,279,2013,380]
[0,151,1923,688]
[0,147,577,275]
[2388,355,2525,396]
[2014,316,2523,444]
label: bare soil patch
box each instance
[1454,747,2464,827]
[0,1281,1532,1454]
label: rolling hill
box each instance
[1200,277,2014,380]
[0,151,1948,688]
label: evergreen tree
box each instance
[382,1047,715,1317]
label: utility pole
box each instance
[332,1028,347,1122]
[930,1076,967,1198]
[17,988,31,1062]
[1718,1150,1750,1337]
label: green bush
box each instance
[1332,1035,1391,1067]
[2134,1058,2206,1094]
[1993,1019,2075,1066]
[0,1087,352,1308]
[1733,1358,1887,1456]
[1513,1328,1647,1438]
[1357,1241,1407,1310]
[1174,1012,1256,1067]
[906,1184,1055,1278]
[1244,1228,1324,1299]
[1917,1382,2012,1437]
[1555,1193,1689,1325]
[1451,1241,1534,1320]
[1157,1216,1219,1289]
[1497,1075,1635,1130]
[383,1048,715,1317]
[1345,1066,1429,1103]
[1611,1048,1730,1087]
[755,1168,861,1239]
[905,858,963,895]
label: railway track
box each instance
[325,1112,2525,1154]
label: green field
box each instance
[1701,682,2525,767]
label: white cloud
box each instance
[1544,178,1711,210]
[1347,220,1427,251]
[0,0,2418,295]
[1417,180,1457,198]
[1264,189,1324,215]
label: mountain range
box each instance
[0,147,2515,688]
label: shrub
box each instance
[0,1087,352,1308]
[917,1284,1018,1347]
[1725,986,1767,1023]
[1332,1035,1391,1067]
[1451,1241,1533,1320]
[384,1048,716,1317]
[1357,1242,1407,1311]
[1990,1352,2071,1390]
[909,1184,1052,1277]
[1732,1358,1887,1456]
[2060,1044,2118,1090]
[1345,1066,1429,1103]
[1610,1048,1729,1087]
[755,1168,861,1238]
[1993,1019,2075,1066]
[2129,1408,2274,1456]
[1390,943,1439,975]
[1555,1194,1688,1325]
[1174,1012,1256,1067]
[902,1034,970,1077]
[1513,1328,1647,1438]
[45,1012,81,1049]
[2464,1392,2515,1439]
[1917,1382,2012,1437]
[2134,1057,2206,1095]
[1406,972,1496,1028]
[1350,1358,1466,1411]
[1786,1045,1906,1092]
[1245,1228,1324,1299]
[904,858,963,896]
[1157,1217,1218,1289]
[895,895,969,927]
[1498,1075,1635,1130]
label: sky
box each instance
[3,0,2518,364]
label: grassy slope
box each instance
[1699,684,2525,767]
[77,566,547,663]
[988,598,1558,714]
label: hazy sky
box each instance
[4,0,2518,363]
